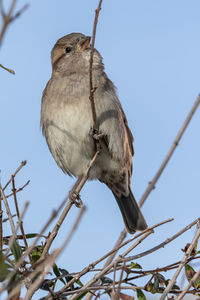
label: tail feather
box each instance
[113,188,147,234]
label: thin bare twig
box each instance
[85,3,104,298]
[160,221,200,300]
[0,194,2,251]
[4,201,29,257]
[115,261,126,300]
[89,0,103,152]
[0,185,16,237]
[105,229,127,268]
[3,160,27,191]
[97,218,173,267]
[12,176,28,248]
[63,205,86,249]
[6,180,30,199]
[0,63,15,74]
[0,0,28,47]
[11,176,33,265]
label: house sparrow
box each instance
[41,33,147,233]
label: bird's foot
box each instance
[70,191,82,208]
[89,127,105,141]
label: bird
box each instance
[41,33,147,234]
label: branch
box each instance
[41,150,100,259]
[139,94,200,207]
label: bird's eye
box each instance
[65,47,72,53]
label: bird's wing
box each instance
[96,76,134,174]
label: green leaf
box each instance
[31,249,41,262]
[76,291,88,300]
[7,273,20,293]
[152,276,159,293]
[76,279,84,287]
[11,240,21,261]
[0,252,11,281]
[53,264,65,285]
[172,284,180,290]
[59,268,73,283]
[185,264,195,282]
[4,233,43,240]
[193,275,200,289]
[101,276,113,284]
[145,281,153,292]
[156,273,165,286]
[136,289,146,300]
[130,262,142,269]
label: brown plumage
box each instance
[41,33,147,233]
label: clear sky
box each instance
[1,0,200,299]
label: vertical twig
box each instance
[11,176,33,264]
[89,0,103,152]
[0,194,3,251]
[160,221,200,300]
[4,202,29,257]
[115,261,125,300]
[11,176,28,248]
[0,185,16,238]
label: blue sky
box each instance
[1,1,200,299]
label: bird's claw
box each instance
[89,127,105,141]
[70,191,83,208]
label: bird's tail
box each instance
[113,188,147,234]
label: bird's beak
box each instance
[77,36,91,51]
